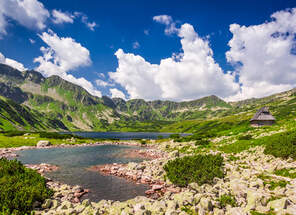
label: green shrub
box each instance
[39,132,81,140]
[258,174,289,190]
[0,158,52,215]
[195,139,210,146]
[274,168,296,178]
[3,131,26,137]
[169,133,181,139]
[140,139,147,145]
[250,210,276,215]
[164,154,224,187]
[217,194,237,208]
[238,134,252,140]
[264,131,296,159]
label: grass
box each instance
[258,174,289,190]
[274,168,296,179]
[0,132,95,148]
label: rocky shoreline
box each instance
[3,139,296,214]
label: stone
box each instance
[225,207,245,215]
[244,189,263,211]
[134,203,145,212]
[199,197,213,211]
[152,184,163,191]
[60,201,72,210]
[51,200,59,209]
[230,179,248,198]
[41,199,52,209]
[170,150,179,158]
[165,210,178,215]
[188,182,200,192]
[37,140,51,147]
[213,208,225,215]
[267,198,288,213]
[74,204,86,213]
[172,192,195,206]
[286,204,296,214]
[82,199,90,206]
[166,200,178,211]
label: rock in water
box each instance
[37,140,51,147]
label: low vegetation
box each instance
[274,168,296,178]
[0,158,52,215]
[264,130,296,159]
[0,132,94,148]
[258,174,289,190]
[38,132,82,139]
[164,154,224,187]
[217,194,237,208]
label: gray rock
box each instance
[199,197,213,211]
[245,189,263,211]
[74,204,86,213]
[134,203,145,212]
[60,201,72,210]
[213,208,225,215]
[82,199,90,206]
[225,207,245,215]
[42,199,52,209]
[37,140,51,147]
[267,198,288,213]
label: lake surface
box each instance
[66,131,190,140]
[16,145,149,202]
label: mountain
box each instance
[0,63,295,132]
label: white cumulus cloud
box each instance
[109,23,240,101]
[153,15,178,35]
[0,52,27,71]
[95,79,114,87]
[226,8,296,101]
[34,30,101,97]
[52,9,74,24]
[110,88,126,100]
[0,0,50,36]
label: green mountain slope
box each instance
[1,63,296,132]
[0,96,67,131]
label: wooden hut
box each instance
[250,107,275,126]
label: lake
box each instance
[16,144,150,202]
[65,131,190,140]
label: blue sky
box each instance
[0,0,296,101]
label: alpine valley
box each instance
[0,63,295,133]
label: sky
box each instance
[0,0,296,101]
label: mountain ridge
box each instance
[0,63,295,131]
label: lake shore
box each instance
[31,139,296,215]
[3,136,296,214]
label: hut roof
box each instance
[250,107,275,121]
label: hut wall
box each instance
[251,120,275,126]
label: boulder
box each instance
[37,140,51,147]
[225,207,245,215]
[244,189,263,211]
[213,208,225,215]
[267,198,288,213]
[41,199,52,209]
[199,197,213,211]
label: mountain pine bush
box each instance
[0,158,52,215]
[164,154,224,187]
[264,130,296,159]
